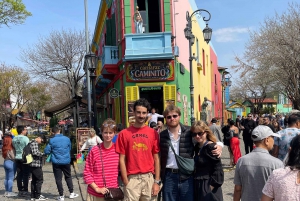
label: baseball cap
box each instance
[251,125,281,141]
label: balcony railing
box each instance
[124,32,173,61]
[101,46,119,68]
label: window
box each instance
[136,0,161,33]
[202,49,205,75]
[196,38,199,62]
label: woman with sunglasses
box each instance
[80,128,102,153]
[83,119,119,201]
[2,136,18,197]
[192,120,224,201]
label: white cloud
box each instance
[213,27,249,43]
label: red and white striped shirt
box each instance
[83,143,119,197]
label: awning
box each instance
[44,96,104,117]
[44,99,75,117]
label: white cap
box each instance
[251,125,281,141]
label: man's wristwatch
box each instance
[154,180,162,186]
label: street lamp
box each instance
[185,9,212,125]
[85,52,99,135]
[221,72,232,126]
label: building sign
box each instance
[140,86,162,91]
[109,88,119,99]
[76,128,92,153]
[126,60,174,82]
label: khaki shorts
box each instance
[86,193,105,201]
[124,173,157,201]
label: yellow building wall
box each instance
[189,8,212,120]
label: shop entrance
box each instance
[139,86,164,123]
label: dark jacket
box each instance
[242,119,256,141]
[160,123,194,180]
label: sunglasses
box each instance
[192,131,206,137]
[247,116,252,117]
[166,115,178,119]
[103,124,116,129]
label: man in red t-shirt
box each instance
[116,98,161,201]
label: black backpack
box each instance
[225,129,234,140]
[22,142,33,164]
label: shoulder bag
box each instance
[167,140,194,175]
[98,144,124,200]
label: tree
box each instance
[0,63,53,127]
[22,82,52,120]
[20,29,87,97]
[0,0,31,27]
[232,3,300,109]
[230,69,274,113]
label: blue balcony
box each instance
[101,46,119,68]
[124,32,173,61]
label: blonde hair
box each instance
[101,118,117,133]
[191,120,217,143]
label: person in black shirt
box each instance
[262,116,275,132]
[241,114,256,154]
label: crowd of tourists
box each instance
[82,98,300,201]
[1,125,79,201]
[2,98,300,201]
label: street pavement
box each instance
[73,136,246,201]
[0,155,82,201]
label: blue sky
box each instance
[0,0,294,70]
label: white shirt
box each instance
[147,113,164,124]
[80,135,102,151]
[166,129,181,169]
[0,130,3,139]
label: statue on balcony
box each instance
[133,6,143,33]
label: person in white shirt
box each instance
[80,128,102,152]
[147,108,164,125]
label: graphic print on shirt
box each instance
[132,142,148,151]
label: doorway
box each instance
[139,86,164,123]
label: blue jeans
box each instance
[4,160,16,192]
[162,170,194,201]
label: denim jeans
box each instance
[4,160,16,192]
[162,170,194,201]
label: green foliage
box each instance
[0,0,32,27]
[261,107,275,115]
[50,116,58,128]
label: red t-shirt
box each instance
[116,126,160,175]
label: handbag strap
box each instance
[98,144,107,187]
[167,140,177,156]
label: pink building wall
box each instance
[210,47,222,119]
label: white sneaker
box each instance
[69,192,79,199]
[57,195,64,201]
[37,195,48,200]
[6,192,18,197]
[4,191,8,197]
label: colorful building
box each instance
[90,0,221,127]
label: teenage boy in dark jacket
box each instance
[44,127,78,201]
